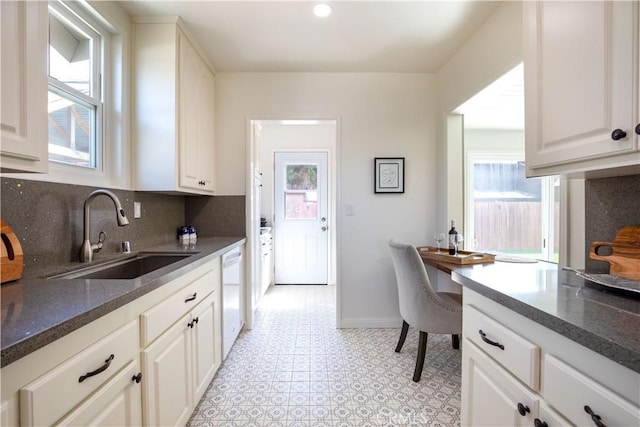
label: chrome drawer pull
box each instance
[478,329,504,350]
[78,354,114,383]
[584,405,607,427]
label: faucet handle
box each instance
[95,231,107,251]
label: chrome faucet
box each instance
[80,189,130,262]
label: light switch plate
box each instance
[345,204,354,216]
[134,202,141,218]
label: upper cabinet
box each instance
[524,1,640,177]
[1,0,48,173]
[133,18,216,195]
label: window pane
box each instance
[473,161,543,259]
[49,14,92,96]
[48,90,95,168]
[286,164,317,190]
[285,191,318,220]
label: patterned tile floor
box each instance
[187,285,461,427]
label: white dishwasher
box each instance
[222,246,243,359]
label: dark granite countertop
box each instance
[451,261,640,373]
[1,237,245,367]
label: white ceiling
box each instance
[119,0,521,129]
[118,1,501,73]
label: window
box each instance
[465,152,560,262]
[47,1,104,169]
[284,164,318,220]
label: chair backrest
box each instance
[388,239,461,332]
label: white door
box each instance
[274,152,328,284]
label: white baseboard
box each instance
[338,317,403,329]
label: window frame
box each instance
[464,149,559,262]
[47,0,105,173]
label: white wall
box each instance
[436,1,524,230]
[215,73,437,327]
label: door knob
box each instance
[321,226,327,232]
[635,123,640,135]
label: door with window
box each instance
[274,152,328,284]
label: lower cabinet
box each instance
[56,360,143,427]
[141,274,222,427]
[461,289,640,427]
[462,338,539,427]
[1,252,231,427]
[142,312,192,427]
[19,320,140,426]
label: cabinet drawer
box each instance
[544,355,640,427]
[141,268,218,346]
[20,320,139,426]
[464,304,540,390]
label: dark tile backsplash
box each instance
[1,178,245,278]
[584,174,640,273]
[185,195,246,237]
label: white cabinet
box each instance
[142,312,192,427]
[461,289,640,427]
[0,0,48,173]
[141,263,222,426]
[133,17,216,194]
[1,253,227,427]
[20,320,140,426]
[56,360,143,427]
[524,1,640,177]
[462,338,539,427]
[544,354,640,427]
[191,291,221,401]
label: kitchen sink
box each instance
[48,253,196,280]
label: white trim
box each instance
[339,317,402,329]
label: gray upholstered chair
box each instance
[388,239,462,382]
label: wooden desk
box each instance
[421,257,469,294]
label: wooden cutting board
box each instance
[1,220,24,283]
[590,225,640,280]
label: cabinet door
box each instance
[178,30,206,192]
[524,1,637,175]
[191,292,221,402]
[197,62,215,192]
[535,401,573,427]
[462,338,539,427]
[544,354,640,427]
[0,0,48,173]
[142,314,192,427]
[57,360,143,427]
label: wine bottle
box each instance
[448,220,458,255]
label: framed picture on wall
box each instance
[374,157,404,193]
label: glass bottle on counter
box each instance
[448,220,458,255]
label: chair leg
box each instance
[452,334,460,349]
[413,331,428,382]
[395,320,410,352]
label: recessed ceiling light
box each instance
[313,3,332,18]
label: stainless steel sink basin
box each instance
[49,253,195,280]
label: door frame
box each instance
[273,151,330,285]
[245,118,340,328]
